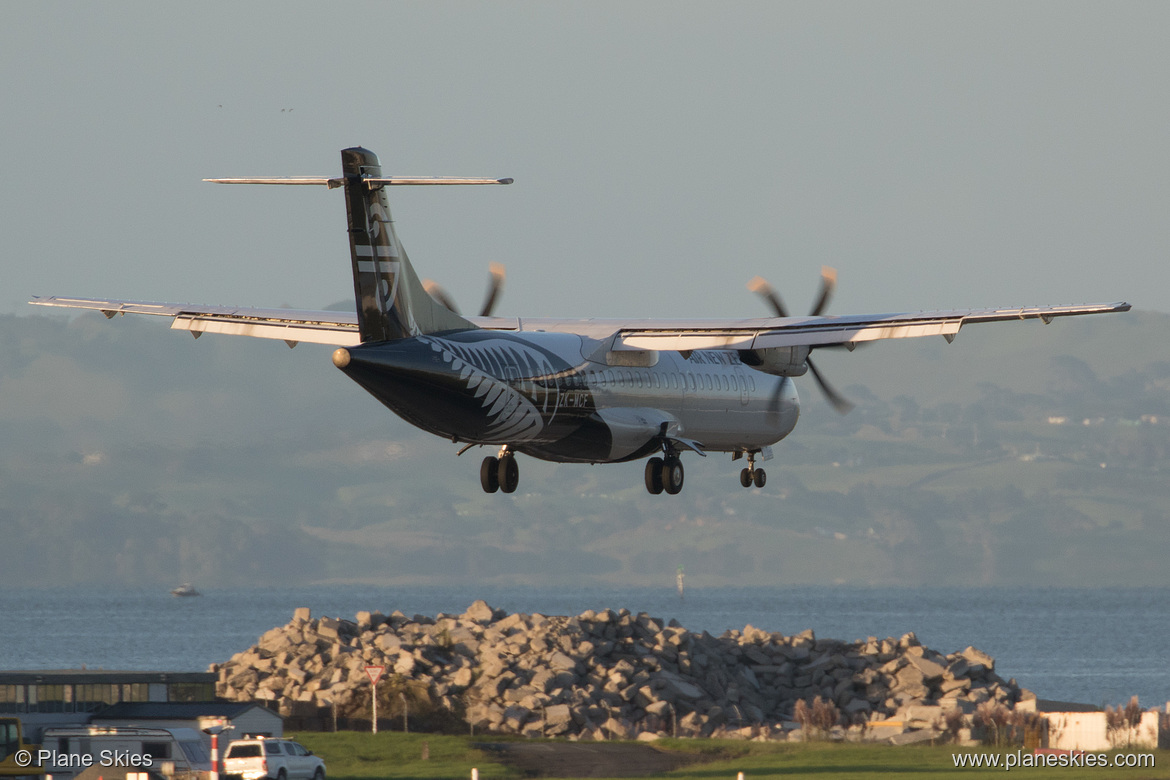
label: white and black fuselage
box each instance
[332,329,799,465]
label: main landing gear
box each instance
[738,450,766,489]
[480,447,519,494]
[644,448,685,495]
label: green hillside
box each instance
[2,309,1167,587]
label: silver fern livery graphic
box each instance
[420,335,552,441]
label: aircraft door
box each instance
[736,368,751,406]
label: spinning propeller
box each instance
[748,267,854,414]
[424,262,506,317]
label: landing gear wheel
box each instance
[498,454,519,494]
[480,456,499,493]
[662,458,684,495]
[645,457,664,494]
[739,468,753,488]
[752,468,767,488]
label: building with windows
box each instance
[0,670,219,741]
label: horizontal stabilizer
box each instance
[204,176,512,188]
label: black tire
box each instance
[276,770,287,780]
[752,468,766,488]
[480,456,499,493]
[313,769,324,780]
[498,455,519,493]
[739,467,752,488]
[663,458,684,495]
[645,457,664,494]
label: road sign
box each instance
[365,666,385,733]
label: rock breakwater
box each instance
[211,601,1032,742]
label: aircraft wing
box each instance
[30,296,1129,352]
[29,296,360,346]
[494,301,1132,352]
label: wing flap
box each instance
[610,302,1130,352]
[30,296,360,346]
[171,315,360,346]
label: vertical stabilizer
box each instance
[341,147,474,342]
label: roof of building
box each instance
[0,670,215,685]
[91,702,277,720]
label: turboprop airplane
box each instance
[31,147,1130,496]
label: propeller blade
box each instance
[809,266,837,317]
[422,279,461,314]
[806,356,854,414]
[747,276,789,318]
[479,262,506,317]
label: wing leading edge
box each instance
[29,296,1130,351]
[596,301,1133,352]
[29,296,360,347]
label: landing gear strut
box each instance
[738,451,766,489]
[481,447,519,494]
[644,448,684,495]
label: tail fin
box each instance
[206,147,511,343]
[341,147,472,341]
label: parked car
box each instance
[223,738,325,780]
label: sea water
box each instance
[2,585,1165,710]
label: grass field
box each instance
[290,731,1170,780]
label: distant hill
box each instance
[2,308,1166,588]
[816,308,1170,405]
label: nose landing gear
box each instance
[481,447,519,494]
[738,450,766,488]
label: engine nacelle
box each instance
[738,346,810,377]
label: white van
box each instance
[40,726,211,780]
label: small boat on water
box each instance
[171,583,201,597]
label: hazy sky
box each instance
[3,2,1165,320]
